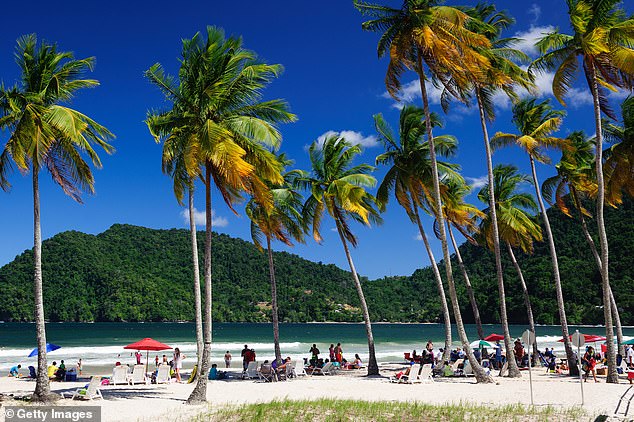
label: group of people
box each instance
[306,343,362,370]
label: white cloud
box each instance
[382,79,443,109]
[415,233,423,241]
[512,25,556,57]
[313,130,378,148]
[180,207,229,228]
[465,175,488,190]
[527,4,541,24]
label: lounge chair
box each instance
[156,364,171,384]
[244,361,259,379]
[128,364,149,385]
[451,359,464,376]
[292,361,307,377]
[258,363,275,382]
[417,364,434,383]
[311,362,335,376]
[463,360,474,377]
[71,376,103,400]
[395,364,420,384]
[111,365,130,385]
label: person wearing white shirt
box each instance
[627,345,634,368]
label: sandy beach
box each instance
[0,365,631,421]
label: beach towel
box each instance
[187,364,198,383]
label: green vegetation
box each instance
[195,399,588,422]
[0,195,632,325]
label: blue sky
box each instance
[0,0,631,279]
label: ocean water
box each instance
[0,322,631,372]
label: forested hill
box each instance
[0,196,632,324]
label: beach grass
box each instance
[193,399,590,421]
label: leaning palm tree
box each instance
[374,105,460,361]
[355,0,494,384]
[145,26,296,403]
[146,111,204,376]
[542,131,625,356]
[0,34,114,401]
[457,3,536,378]
[491,98,579,375]
[478,165,542,365]
[302,135,383,375]
[440,178,486,340]
[246,156,306,362]
[532,0,634,383]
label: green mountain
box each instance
[0,196,632,325]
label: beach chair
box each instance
[311,362,335,376]
[292,361,307,377]
[257,363,275,382]
[463,360,474,377]
[397,364,421,384]
[128,364,149,385]
[417,364,434,383]
[71,376,103,400]
[156,364,171,384]
[244,361,259,379]
[283,362,294,380]
[111,365,130,385]
[451,359,464,376]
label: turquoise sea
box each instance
[1,322,631,372]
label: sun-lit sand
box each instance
[0,365,631,421]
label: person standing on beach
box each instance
[154,355,159,368]
[224,351,232,368]
[309,344,320,366]
[135,351,142,365]
[495,341,502,369]
[76,359,82,376]
[335,343,343,363]
[173,347,185,382]
[329,344,335,361]
[241,345,250,370]
[162,354,168,365]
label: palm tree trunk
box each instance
[475,88,520,378]
[187,162,213,403]
[418,61,492,383]
[448,224,484,340]
[589,65,617,383]
[572,188,624,357]
[188,188,203,375]
[506,243,538,366]
[528,156,577,376]
[31,166,54,402]
[267,236,282,362]
[411,201,452,362]
[334,219,379,376]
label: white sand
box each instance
[0,367,631,421]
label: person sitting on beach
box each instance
[8,364,21,377]
[449,349,459,362]
[514,340,525,367]
[457,348,465,359]
[208,364,226,380]
[47,361,59,380]
[422,341,434,365]
[411,350,419,363]
[473,348,481,363]
[351,354,362,369]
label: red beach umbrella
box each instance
[557,334,606,343]
[123,338,172,372]
[484,334,505,342]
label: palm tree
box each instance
[478,165,542,365]
[146,108,204,376]
[491,98,579,375]
[246,156,306,362]
[532,0,634,383]
[440,179,486,341]
[145,26,296,403]
[542,131,625,356]
[453,3,536,378]
[0,34,114,401]
[302,135,383,375]
[374,105,459,360]
[355,0,494,384]
[604,96,634,207]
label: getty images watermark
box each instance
[3,406,101,422]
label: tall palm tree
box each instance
[604,96,634,207]
[374,105,460,360]
[491,98,579,375]
[532,0,634,383]
[355,0,494,384]
[478,165,542,365]
[145,26,296,403]
[450,3,536,378]
[146,109,204,376]
[0,34,114,401]
[302,135,383,375]
[440,179,486,340]
[542,131,625,355]
[246,156,306,362]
